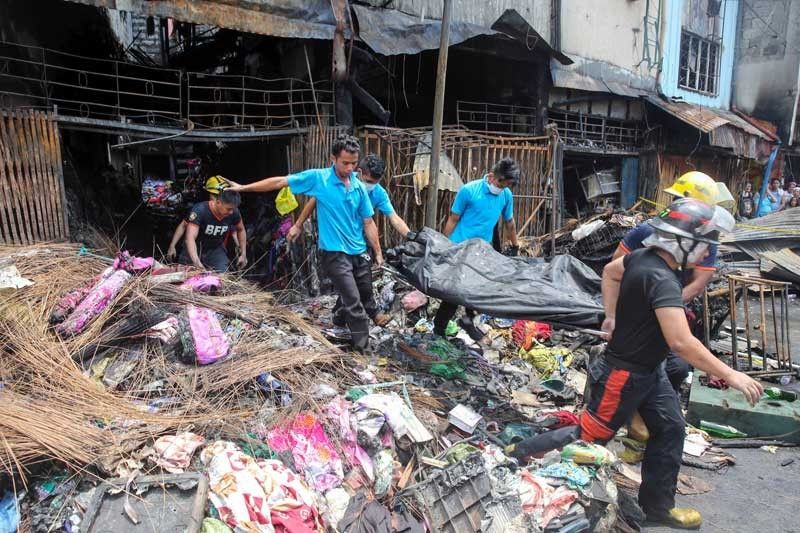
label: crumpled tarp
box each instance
[387,228,603,327]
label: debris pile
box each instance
[2,235,782,533]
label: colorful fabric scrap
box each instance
[201,441,322,533]
[267,412,344,492]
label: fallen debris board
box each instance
[687,380,800,444]
[82,473,208,533]
[409,453,522,533]
[677,474,713,495]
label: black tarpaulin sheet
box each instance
[387,229,603,327]
[351,4,494,56]
[352,7,572,63]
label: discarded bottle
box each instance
[764,387,797,402]
[699,420,748,438]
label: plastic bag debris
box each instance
[144,432,205,474]
[561,442,616,466]
[0,265,33,290]
[180,274,222,293]
[520,346,573,377]
[401,290,428,312]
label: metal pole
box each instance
[425,0,453,229]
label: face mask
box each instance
[364,183,377,192]
[488,183,503,195]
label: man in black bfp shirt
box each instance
[585,198,762,529]
[181,189,247,272]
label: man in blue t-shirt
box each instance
[433,157,520,341]
[288,154,411,242]
[229,135,382,352]
[288,153,411,327]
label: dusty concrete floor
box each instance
[647,447,800,532]
[647,293,800,532]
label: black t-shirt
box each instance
[186,201,241,249]
[606,248,684,372]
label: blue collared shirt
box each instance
[449,176,514,244]
[367,183,395,215]
[288,166,374,255]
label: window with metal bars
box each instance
[678,30,720,96]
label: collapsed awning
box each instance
[351,4,491,56]
[550,57,655,97]
[67,1,570,64]
[645,96,777,160]
[352,7,571,62]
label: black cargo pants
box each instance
[580,356,685,515]
[320,251,376,351]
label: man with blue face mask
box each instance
[433,157,520,341]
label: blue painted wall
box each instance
[660,0,739,109]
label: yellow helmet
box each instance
[204,175,230,195]
[664,171,718,205]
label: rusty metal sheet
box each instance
[65,0,342,40]
[645,96,778,159]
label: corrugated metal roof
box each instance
[759,249,800,284]
[645,96,778,159]
[722,209,800,258]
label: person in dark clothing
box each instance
[507,199,762,530]
[181,189,247,272]
[229,135,383,352]
[432,157,520,342]
[738,182,756,219]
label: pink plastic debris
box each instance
[186,305,230,365]
[181,274,222,293]
[55,269,132,337]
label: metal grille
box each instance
[0,40,332,130]
[359,126,553,246]
[678,30,720,96]
[0,41,182,125]
[187,73,333,130]
[548,109,642,153]
[456,100,537,135]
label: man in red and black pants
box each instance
[508,199,763,529]
[587,198,762,528]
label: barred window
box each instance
[678,31,720,96]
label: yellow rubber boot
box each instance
[618,437,646,464]
[647,508,703,530]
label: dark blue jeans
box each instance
[179,244,230,272]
